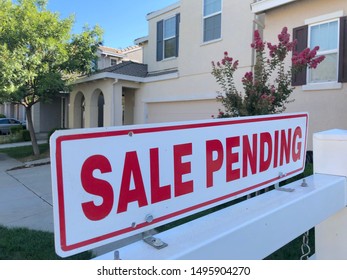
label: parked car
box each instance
[0,118,26,135]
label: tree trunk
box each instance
[25,106,40,156]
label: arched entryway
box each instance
[90,89,104,128]
[97,93,105,127]
[73,92,85,128]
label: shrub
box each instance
[21,129,31,141]
[10,125,23,135]
[0,113,6,118]
[47,127,68,145]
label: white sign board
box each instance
[50,113,308,257]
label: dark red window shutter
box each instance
[339,16,347,83]
[292,25,308,86]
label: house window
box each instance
[308,20,339,83]
[164,16,177,59]
[203,0,222,42]
[292,15,347,87]
[156,14,180,61]
[111,59,118,66]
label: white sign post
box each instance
[50,113,308,257]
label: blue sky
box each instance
[47,0,178,49]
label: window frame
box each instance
[202,0,222,43]
[292,12,347,90]
[307,18,340,85]
[156,13,180,61]
[111,59,118,66]
[163,15,177,59]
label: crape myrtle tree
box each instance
[211,27,325,118]
[0,0,103,155]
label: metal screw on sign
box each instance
[114,250,121,260]
[300,231,311,260]
[145,214,154,223]
[301,179,308,187]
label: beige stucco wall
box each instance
[136,0,255,125]
[145,3,180,73]
[70,79,141,129]
[70,79,116,129]
[123,47,143,63]
[261,0,347,149]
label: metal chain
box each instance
[300,231,311,260]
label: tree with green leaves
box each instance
[0,0,103,155]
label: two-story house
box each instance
[71,0,346,150]
[251,0,347,149]
[69,0,256,129]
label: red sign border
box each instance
[53,113,308,253]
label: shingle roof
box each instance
[86,61,178,82]
[99,61,148,78]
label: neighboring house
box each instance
[0,45,142,137]
[251,0,347,149]
[70,0,255,129]
[97,45,143,69]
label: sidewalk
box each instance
[0,144,54,232]
[0,140,47,149]
[0,144,138,257]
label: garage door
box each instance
[147,99,221,123]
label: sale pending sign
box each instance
[50,113,308,257]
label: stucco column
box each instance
[113,82,123,126]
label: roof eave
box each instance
[251,0,298,14]
[73,72,144,84]
[146,2,180,20]
[73,70,179,85]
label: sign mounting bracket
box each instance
[142,232,168,250]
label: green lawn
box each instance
[0,226,93,260]
[0,143,49,162]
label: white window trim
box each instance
[202,0,222,43]
[163,15,177,59]
[306,18,340,86]
[305,11,343,25]
[302,82,342,91]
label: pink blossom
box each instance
[270,85,276,94]
[242,71,253,84]
[267,42,278,58]
[292,46,325,69]
[251,30,265,52]
[278,27,290,46]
